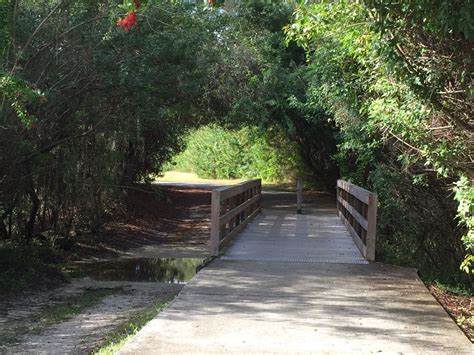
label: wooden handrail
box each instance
[337,180,377,261]
[210,179,262,256]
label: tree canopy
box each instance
[0,0,472,284]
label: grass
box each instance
[429,280,473,297]
[154,171,244,185]
[35,288,122,327]
[94,296,174,354]
[60,263,88,280]
[0,288,122,347]
[419,271,473,297]
[154,171,301,189]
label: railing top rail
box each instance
[215,179,261,200]
[337,179,376,205]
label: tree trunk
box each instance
[121,140,140,187]
[25,182,40,242]
[0,218,8,240]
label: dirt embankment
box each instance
[70,185,212,261]
[1,186,212,353]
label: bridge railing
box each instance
[210,179,262,256]
[337,180,377,261]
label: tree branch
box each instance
[10,0,65,74]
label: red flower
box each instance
[208,0,215,5]
[133,0,140,9]
[117,11,137,32]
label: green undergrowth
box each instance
[94,297,174,355]
[0,287,122,347]
[423,279,473,297]
[0,242,67,295]
[168,124,308,183]
[386,258,473,294]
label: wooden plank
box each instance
[219,208,260,250]
[337,196,368,230]
[219,194,261,226]
[339,211,367,258]
[365,193,377,261]
[210,189,221,257]
[219,179,261,200]
[337,180,370,205]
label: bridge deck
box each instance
[224,190,368,264]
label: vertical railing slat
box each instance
[210,189,221,257]
[365,193,377,261]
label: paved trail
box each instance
[119,191,472,354]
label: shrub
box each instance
[171,124,305,182]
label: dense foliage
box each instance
[170,124,305,182]
[1,0,472,286]
[1,1,216,240]
[286,0,473,279]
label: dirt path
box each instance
[2,279,182,354]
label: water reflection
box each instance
[81,258,205,283]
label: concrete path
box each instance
[119,190,472,354]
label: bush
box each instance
[171,125,305,182]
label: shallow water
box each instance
[80,258,206,283]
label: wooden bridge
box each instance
[119,179,471,354]
[210,179,377,264]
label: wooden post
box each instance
[365,193,377,261]
[257,185,262,213]
[297,177,303,214]
[210,189,221,257]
